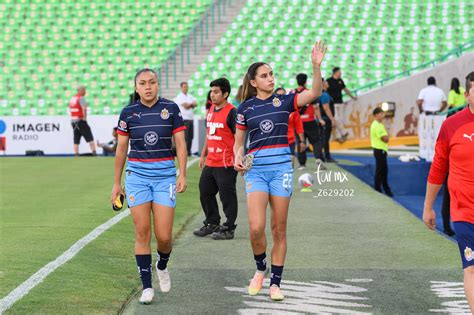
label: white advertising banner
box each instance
[0,115,119,155]
[418,114,446,162]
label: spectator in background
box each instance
[97,127,118,156]
[318,78,337,162]
[416,76,447,114]
[174,82,197,156]
[326,67,357,143]
[69,85,96,156]
[370,107,393,197]
[448,77,466,109]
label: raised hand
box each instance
[311,40,327,67]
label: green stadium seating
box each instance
[0,0,213,115]
[1,0,473,116]
[188,0,473,116]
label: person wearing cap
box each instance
[370,107,393,197]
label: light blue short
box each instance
[125,171,176,208]
[244,168,293,197]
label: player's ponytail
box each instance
[241,62,268,101]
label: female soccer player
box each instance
[234,41,326,301]
[111,68,187,304]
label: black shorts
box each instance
[71,120,94,144]
[302,120,320,144]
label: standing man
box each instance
[318,78,337,162]
[69,85,96,156]
[416,76,448,114]
[423,72,474,312]
[291,73,326,170]
[326,67,357,143]
[370,107,393,197]
[195,78,238,240]
[174,82,197,156]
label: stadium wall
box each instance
[339,52,474,141]
[0,116,117,155]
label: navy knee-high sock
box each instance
[254,252,267,272]
[135,254,152,289]
[157,250,171,271]
[270,265,284,287]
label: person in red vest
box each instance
[423,71,474,312]
[69,85,96,156]
[195,78,238,240]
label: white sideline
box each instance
[0,158,199,313]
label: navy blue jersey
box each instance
[236,93,298,171]
[117,98,186,178]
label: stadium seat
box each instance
[1,0,214,115]
[187,0,473,116]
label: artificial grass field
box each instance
[0,157,201,314]
[122,162,465,314]
[0,157,467,314]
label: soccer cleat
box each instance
[269,284,284,301]
[193,223,220,237]
[248,270,267,296]
[297,166,306,171]
[138,288,154,305]
[315,159,327,171]
[155,265,171,293]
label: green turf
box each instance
[0,157,202,314]
[1,158,464,314]
[121,162,463,314]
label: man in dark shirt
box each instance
[326,67,357,143]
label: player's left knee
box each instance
[157,235,171,247]
[271,225,287,242]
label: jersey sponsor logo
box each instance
[207,121,224,135]
[465,247,473,261]
[237,114,245,122]
[272,97,282,107]
[144,131,159,145]
[160,108,170,120]
[259,119,274,133]
[119,120,127,129]
[463,133,474,141]
[207,135,223,141]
